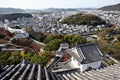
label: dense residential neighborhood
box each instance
[0,10,119,35]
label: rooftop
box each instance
[49,63,120,80]
[0,59,120,80]
[76,43,103,64]
[0,59,49,80]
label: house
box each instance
[70,43,103,72]
[51,43,103,72]
[3,24,29,38]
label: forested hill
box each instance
[0,13,33,21]
[0,8,25,14]
[61,13,106,26]
[98,3,120,11]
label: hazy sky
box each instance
[0,0,120,9]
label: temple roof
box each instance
[77,43,103,64]
[0,60,49,80]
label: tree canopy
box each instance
[45,39,62,51]
[97,28,120,60]
[0,13,32,21]
[62,13,106,26]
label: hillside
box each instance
[98,3,120,11]
[61,13,106,26]
[0,13,33,21]
[0,8,25,14]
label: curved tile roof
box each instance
[0,60,49,80]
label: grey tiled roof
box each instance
[77,43,103,64]
[0,59,49,80]
[49,63,120,80]
[65,43,103,64]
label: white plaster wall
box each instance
[15,33,29,38]
[7,27,26,33]
[71,57,80,68]
[71,48,80,58]
[80,61,101,72]
[7,27,29,38]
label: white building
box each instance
[3,24,29,38]
[51,43,103,72]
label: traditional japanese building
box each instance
[51,43,103,72]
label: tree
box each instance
[116,35,120,41]
[39,51,52,66]
[0,51,10,66]
[43,34,58,44]
[30,42,41,52]
[20,51,25,59]
[98,28,114,40]
[0,51,22,66]
[0,13,32,21]
[24,51,41,63]
[9,51,22,65]
[116,28,120,34]
[45,39,62,51]
[114,42,120,49]
[61,13,106,26]
[26,27,46,42]
[64,34,87,46]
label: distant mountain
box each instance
[25,9,42,13]
[0,8,26,14]
[25,8,97,12]
[98,3,120,11]
[0,13,32,21]
[76,8,97,11]
[44,8,78,12]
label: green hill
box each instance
[98,3,120,11]
[0,13,32,21]
[61,13,106,26]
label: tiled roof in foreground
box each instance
[49,63,120,80]
[0,59,49,80]
[1,60,120,80]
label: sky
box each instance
[0,0,120,9]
